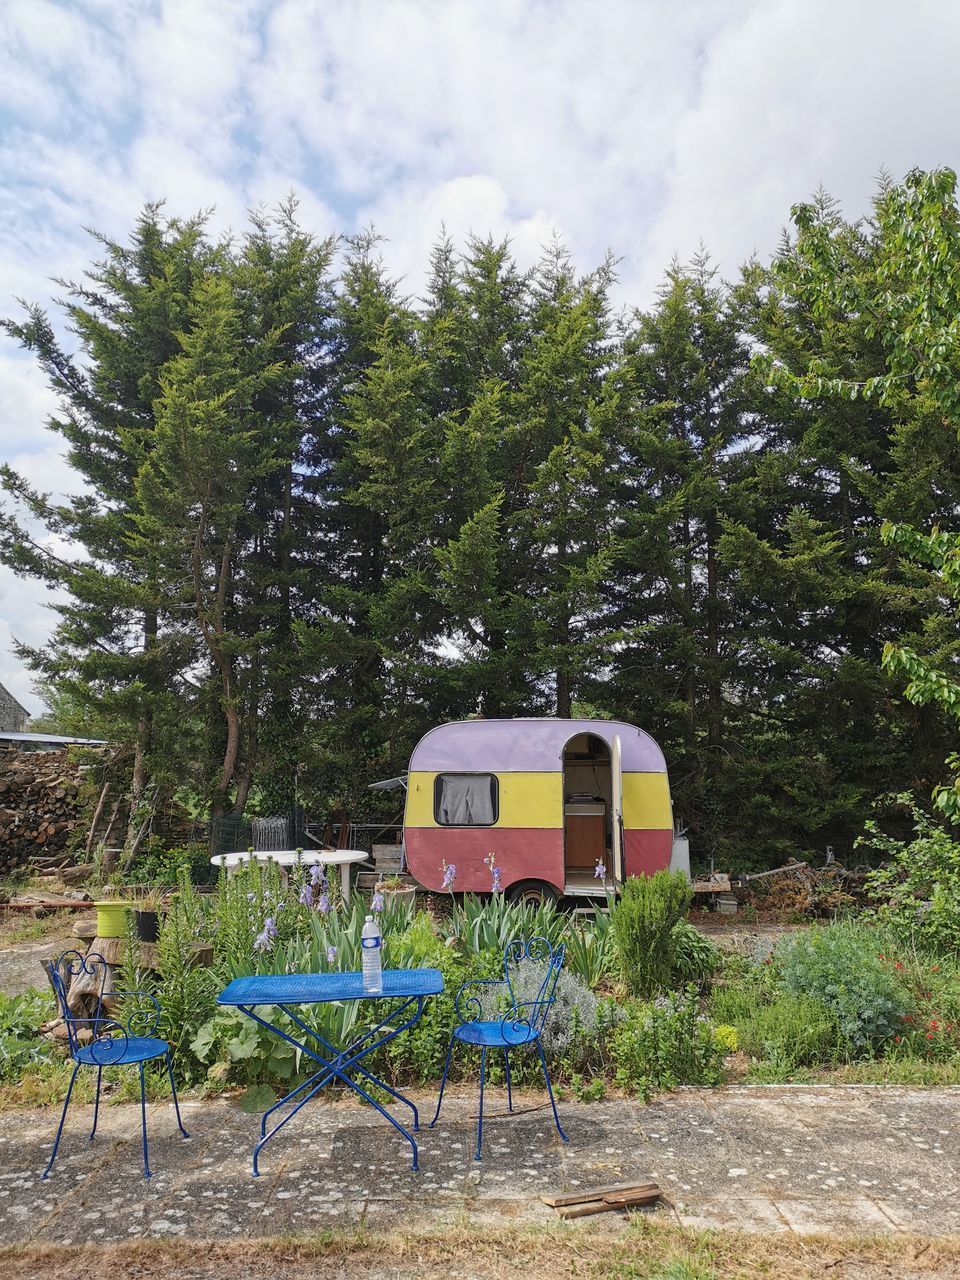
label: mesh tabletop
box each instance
[217,967,444,1007]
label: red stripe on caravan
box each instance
[623,829,673,877]
[405,827,564,895]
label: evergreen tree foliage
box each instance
[758,170,960,826]
[0,208,214,848]
[3,172,958,869]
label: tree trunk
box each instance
[683,509,696,750]
[705,508,722,753]
[211,697,240,819]
[556,668,572,719]
[126,605,157,849]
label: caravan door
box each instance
[611,732,624,888]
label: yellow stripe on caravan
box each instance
[406,772,561,829]
[622,772,673,829]
[406,770,672,830]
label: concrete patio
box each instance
[0,1085,957,1244]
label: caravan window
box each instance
[434,773,498,826]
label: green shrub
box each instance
[134,839,217,886]
[0,990,56,1084]
[736,993,838,1068]
[154,873,219,1077]
[554,996,623,1080]
[709,983,762,1027]
[713,1024,738,1054]
[611,987,724,1095]
[445,893,566,954]
[384,946,480,1084]
[670,921,722,986]
[774,921,911,1056]
[562,900,616,988]
[512,966,600,1061]
[860,795,960,952]
[611,870,693,998]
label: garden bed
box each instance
[0,837,957,1106]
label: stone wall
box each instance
[0,682,28,733]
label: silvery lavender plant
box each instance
[509,960,602,1059]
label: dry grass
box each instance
[2,1220,959,1280]
[0,909,73,948]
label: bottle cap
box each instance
[365,914,373,921]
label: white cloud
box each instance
[634,0,960,297]
[252,0,741,275]
[2,0,960,705]
[0,566,63,715]
[0,443,84,716]
[359,174,559,297]
[0,356,58,454]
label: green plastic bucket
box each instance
[94,901,129,938]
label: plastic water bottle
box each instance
[361,913,383,993]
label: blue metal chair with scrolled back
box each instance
[429,935,568,1160]
[43,950,189,1179]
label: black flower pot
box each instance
[135,909,161,943]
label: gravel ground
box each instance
[0,936,72,997]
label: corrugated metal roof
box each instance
[0,731,108,746]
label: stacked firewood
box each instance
[0,750,89,874]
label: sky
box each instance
[1,0,958,715]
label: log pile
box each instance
[0,749,92,875]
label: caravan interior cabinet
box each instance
[563,802,606,873]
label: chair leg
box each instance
[475,1047,487,1161]
[428,1034,456,1128]
[535,1040,567,1143]
[166,1052,190,1139]
[139,1063,152,1178]
[42,1061,80,1179]
[89,1066,103,1140]
[503,1048,513,1112]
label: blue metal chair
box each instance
[43,950,190,1179]
[429,936,568,1160]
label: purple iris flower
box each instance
[317,892,330,914]
[594,860,606,880]
[441,861,457,892]
[326,945,337,965]
[299,882,314,908]
[372,890,385,913]
[484,851,501,892]
[310,864,327,889]
[254,916,277,952]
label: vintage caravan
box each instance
[402,718,674,902]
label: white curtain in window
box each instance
[436,775,495,825]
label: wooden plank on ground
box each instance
[690,874,731,894]
[555,1189,661,1219]
[540,1180,658,1209]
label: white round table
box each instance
[210,849,369,903]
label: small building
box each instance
[0,682,29,733]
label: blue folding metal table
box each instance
[217,967,444,1174]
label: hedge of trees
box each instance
[3,169,959,868]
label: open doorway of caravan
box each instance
[562,732,619,896]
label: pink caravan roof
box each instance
[408,718,667,774]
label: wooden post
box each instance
[85,781,111,857]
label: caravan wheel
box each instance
[505,880,559,907]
